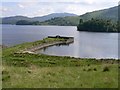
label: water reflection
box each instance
[42,43,70,52]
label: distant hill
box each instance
[31,13,77,22]
[1,13,77,24]
[39,16,80,26]
[1,6,118,25]
[39,6,118,26]
[1,16,31,24]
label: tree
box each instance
[16,20,31,25]
[79,19,83,25]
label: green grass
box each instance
[2,38,119,88]
[2,65,118,88]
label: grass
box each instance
[2,65,118,88]
[2,38,119,88]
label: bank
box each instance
[2,37,119,88]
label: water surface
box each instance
[2,25,118,59]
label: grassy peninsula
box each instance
[2,38,119,88]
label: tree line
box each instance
[15,17,76,26]
[16,20,40,25]
[77,18,119,32]
[40,17,76,26]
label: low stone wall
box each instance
[27,41,66,52]
[20,36,74,54]
[48,36,73,39]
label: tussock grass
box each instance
[103,66,110,72]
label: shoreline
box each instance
[15,37,118,60]
[17,36,74,54]
[2,37,119,60]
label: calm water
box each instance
[2,25,119,59]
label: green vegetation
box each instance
[77,18,119,32]
[39,16,80,26]
[2,38,119,88]
[15,16,80,26]
[80,6,118,22]
[16,20,40,25]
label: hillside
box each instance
[39,6,118,26]
[77,18,118,32]
[1,16,31,24]
[1,13,77,24]
[39,16,80,26]
[31,13,77,22]
[80,6,118,21]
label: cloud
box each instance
[18,4,25,8]
[18,0,39,9]
[84,0,95,4]
[2,0,119,17]
[59,4,92,15]
[0,7,11,17]
[30,6,54,17]
[0,7,9,12]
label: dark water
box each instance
[2,25,118,59]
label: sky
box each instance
[0,0,119,17]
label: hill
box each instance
[31,13,77,22]
[80,6,118,21]
[39,6,118,26]
[1,16,31,24]
[39,16,80,26]
[1,13,77,24]
[1,6,118,26]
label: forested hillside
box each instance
[77,18,119,32]
[39,6,118,26]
